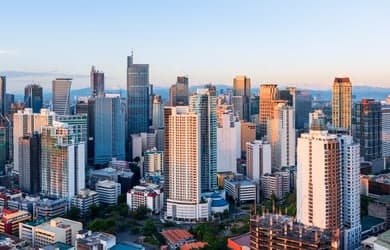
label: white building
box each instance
[95,180,121,205]
[224,175,257,205]
[164,106,210,222]
[382,104,390,158]
[127,183,163,214]
[52,78,71,115]
[76,231,116,250]
[152,95,164,129]
[71,189,99,217]
[246,140,271,182]
[130,132,156,160]
[261,171,290,200]
[216,109,240,173]
[267,102,295,169]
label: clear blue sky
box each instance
[1,0,389,92]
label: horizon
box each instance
[1,1,390,92]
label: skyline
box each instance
[1,1,390,92]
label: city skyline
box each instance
[1,1,390,92]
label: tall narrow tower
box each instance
[232,75,251,121]
[52,78,72,115]
[332,77,352,132]
[90,66,105,98]
[259,84,278,139]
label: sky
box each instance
[1,0,390,93]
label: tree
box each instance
[142,219,157,236]
[131,205,149,220]
[66,207,81,221]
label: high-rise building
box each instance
[382,104,390,158]
[13,108,55,172]
[0,117,10,175]
[24,84,43,113]
[56,114,88,144]
[240,121,257,157]
[332,77,352,132]
[295,90,312,130]
[152,95,164,129]
[164,106,209,221]
[279,87,296,107]
[261,171,290,200]
[0,76,6,116]
[91,96,126,165]
[297,110,341,247]
[267,101,295,169]
[144,148,163,176]
[246,140,271,183]
[127,54,150,139]
[169,76,189,106]
[41,121,85,199]
[90,66,105,97]
[216,108,240,173]
[190,88,217,192]
[259,84,278,138]
[52,78,72,115]
[232,75,251,121]
[353,99,382,161]
[18,133,41,194]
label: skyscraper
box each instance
[90,66,104,97]
[0,76,6,116]
[164,106,209,221]
[382,104,390,158]
[259,84,278,138]
[353,99,382,161]
[190,88,217,192]
[295,90,312,130]
[24,84,43,113]
[169,76,189,106]
[232,75,251,121]
[246,140,271,183]
[216,107,241,173]
[41,121,85,199]
[267,101,296,169]
[18,133,41,194]
[92,96,126,165]
[127,54,150,140]
[297,110,341,248]
[332,77,352,132]
[152,95,164,129]
[52,78,72,115]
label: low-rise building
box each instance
[19,217,82,248]
[227,233,250,250]
[35,198,69,219]
[89,168,118,190]
[361,216,387,240]
[126,183,163,214]
[261,171,290,200]
[224,174,257,205]
[0,209,31,236]
[0,232,28,249]
[161,229,195,250]
[362,230,390,250]
[96,180,121,205]
[76,230,116,250]
[71,189,99,217]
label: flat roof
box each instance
[361,216,385,231]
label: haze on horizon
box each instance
[1,0,389,92]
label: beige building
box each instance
[164,106,209,221]
[19,217,82,248]
[240,121,256,157]
[332,77,352,132]
[259,84,278,138]
[233,76,251,121]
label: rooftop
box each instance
[111,242,144,250]
[161,229,193,244]
[180,241,207,250]
[228,233,250,248]
[361,216,385,232]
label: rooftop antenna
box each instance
[131,48,134,57]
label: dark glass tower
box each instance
[353,99,382,161]
[127,54,150,138]
[24,84,43,113]
[0,76,6,116]
[90,66,105,97]
[169,76,189,106]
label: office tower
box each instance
[52,78,71,115]
[240,121,256,157]
[41,121,85,199]
[232,75,251,121]
[297,110,341,246]
[0,125,7,175]
[267,101,296,169]
[216,108,240,173]
[18,133,41,194]
[279,87,296,107]
[190,88,217,192]
[259,84,278,138]
[127,54,149,139]
[96,180,121,205]
[56,114,88,144]
[382,104,390,158]
[75,97,89,115]
[332,77,352,132]
[152,95,164,129]
[164,106,209,221]
[295,90,312,130]
[169,76,189,106]
[337,135,361,250]
[246,140,271,182]
[0,76,5,116]
[5,93,14,115]
[261,171,290,200]
[144,148,163,176]
[24,84,43,113]
[353,99,382,161]
[250,214,333,249]
[91,96,126,165]
[13,108,55,172]
[250,95,259,122]
[90,66,104,97]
